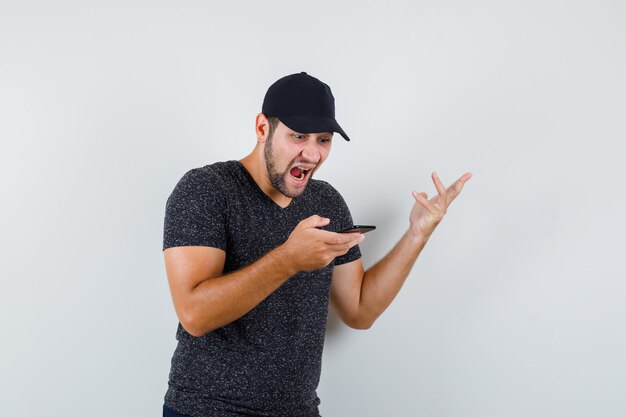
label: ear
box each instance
[255,113,269,143]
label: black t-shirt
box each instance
[163,161,361,417]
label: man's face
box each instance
[264,121,333,198]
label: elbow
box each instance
[338,305,379,330]
[181,324,207,338]
[180,319,207,337]
[345,315,376,330]
[351,322,373,330]
[178,309,211,337]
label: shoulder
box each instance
[178,161,237,185]
[166,161,242,211]
[163,162,237,250]
[171,161,241,194]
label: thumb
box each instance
[302,215,330,229]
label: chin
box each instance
[282,187,306,199]
[281,180,309,198]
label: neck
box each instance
[239,149,293,208]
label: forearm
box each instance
[170,215,363,336]
[181,246,297,336]
[337,172,471,329]
[357,228,429,326]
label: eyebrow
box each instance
[293,132,333,138]
[300,132,333,137]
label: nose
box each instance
[301,141,321,163]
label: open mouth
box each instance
[289,166,311,182]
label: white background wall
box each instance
[1,1,625,416]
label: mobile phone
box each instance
[338,225,376,234]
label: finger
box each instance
[446,172,473,203]
[329,232,363,247]
[302,215,330,229]
[412,191,436,213]
[324,231,363,246]
[432,172,448,201]
[448,172,473,190]
[327,233,364,253]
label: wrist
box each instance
[405,227,430,246]
[271,244,299,277]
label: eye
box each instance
[319,136,332,144]
[292,133,306,141]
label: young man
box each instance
[162,72,471,417]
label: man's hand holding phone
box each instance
[280,216,365,273]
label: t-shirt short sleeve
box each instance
[163,168,228,251]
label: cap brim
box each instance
[278,115,350,141]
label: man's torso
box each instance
[163,161,360,416]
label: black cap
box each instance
[262,72,350,141]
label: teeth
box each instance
[291,166,311,181]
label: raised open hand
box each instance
[409,172,472,239]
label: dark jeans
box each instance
[163,404,191,417]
